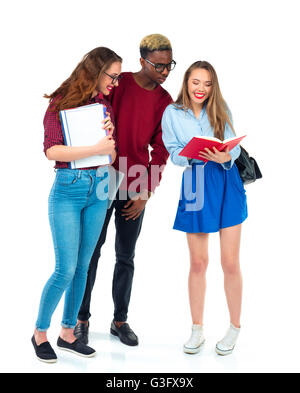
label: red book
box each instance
[179,135,246,162]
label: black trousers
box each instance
[78,193,145,322]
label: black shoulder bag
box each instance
[235,146,262,185]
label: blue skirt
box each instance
[173,161,248,233]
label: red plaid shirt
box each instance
[43,93,116,169]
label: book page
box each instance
[61,103,111,168]
[194,135,245,144]
[195,136,222,143]
[64,104,106,147]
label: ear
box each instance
[140,57,146,69]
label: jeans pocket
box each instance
[56,172,78,186]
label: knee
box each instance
[116,251,135,268]
[221,258,240,275]
[53,266,76,288]
[190,256,209,274]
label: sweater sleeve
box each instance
[146,113,170,192]
[161,106,190,167]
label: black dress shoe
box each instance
[31,335,57,363]
[57,336,96,357]
[110,321,139,346]
[74,322,89,344]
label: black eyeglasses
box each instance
[143,58,176,72]
[104,72,122,84]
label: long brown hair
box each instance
[45,47,122,111]
[174,61,234,140]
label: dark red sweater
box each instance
[108,72,172,193]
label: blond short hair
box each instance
[140,34,172,57]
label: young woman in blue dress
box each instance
[162,61,247,356]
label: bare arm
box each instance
[110,149,117,165]
[46,135,116,162]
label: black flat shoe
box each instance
[31,335,57,363]
[57,336,96,357]
[110,321,139,346]
[74,322,89,344]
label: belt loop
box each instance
[77,170,82,179]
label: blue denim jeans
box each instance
[35,168,109,331]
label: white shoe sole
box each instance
[215,345,235,356]
[57,346,96,358]
[183,339,205,354]
[36,356,57,363]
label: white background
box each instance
[1,0,299,373]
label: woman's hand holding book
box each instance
[93,134,115,156]
[198,146,231,164]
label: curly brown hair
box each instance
[45,47,122,111]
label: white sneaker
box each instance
[183,324,205,354]
[215,324,240,356]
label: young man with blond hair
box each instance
[75,34,175,346]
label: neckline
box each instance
[187,104,206,120]
[91,92,104,100]
[130,72,161,93]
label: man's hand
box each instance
[121,190,151,221]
